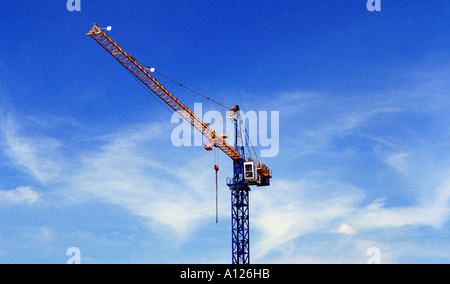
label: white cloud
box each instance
[384,152,410,175]
[0,186,40,205]
[271,91,402,158]
[250,168,450,261]
[251,179,364,261]
[331,223,357,235]
[263,239,396,264]
[0,115,217,239]
[62,122,217,239]
[1,62,449,263]
[352,174,450,229]
[0,116,65,184]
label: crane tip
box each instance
[86,23,102,36]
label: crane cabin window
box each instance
[245,164,253,176]
[244,162,257,183]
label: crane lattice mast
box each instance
[86,23,272,264]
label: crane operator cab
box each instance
[244,161,272,187]
[244,162,258,183]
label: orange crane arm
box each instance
[87,23,242,161]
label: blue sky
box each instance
[0,1,449,264]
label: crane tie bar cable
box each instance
[141,65,232,111]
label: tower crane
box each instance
[86,24,272,264]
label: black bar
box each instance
[138,265,295,282]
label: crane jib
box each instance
[86,23,242,161]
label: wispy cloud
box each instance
[0,115,218,239]
[251,170,449,262]
[0,186,40,205]
[251,179,364,261]
[352,174,450,229]
[247,61,450,262]
[331,223,357,235]
[0,59,448,263]
[66,122,221,239]
[270,91,402,158]
[0,116,66,185]
[384,152,410,175]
